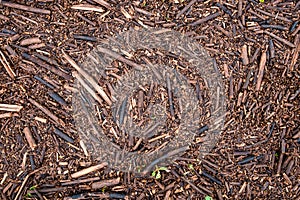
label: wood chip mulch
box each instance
[0,0,299,199]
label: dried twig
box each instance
[255,8,292,23]
[71,162,108,179]
[92,0,111,9]
[1,1,51,14]
[176,0,197,18]
[256,51,267,91]
[61,177,100,186]
[0,50,16,78]
[91,177,120,189]
[14,167,45,200]
[71,4,104,13]
[22,53,71,79]
[28,98,65,126]
[241,45,249,65]
[264,31,295,48]
[190,12,221,26]
[0,104,23,112]
[73,72,104,105]
[289,34,300,71]
[23,127,37,150]
[97,46,143,70]
[53,127,74,143]
[62,50,112,105]
[166,73,175,118]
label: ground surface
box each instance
[0,0,299,199]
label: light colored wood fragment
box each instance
[71,162,108,179]
[71,4,104,13]
[23,127,37,150]
[20,37,41,46]
[256,51,267,91]
[0,104,22,112]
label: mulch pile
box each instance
[0,0,299,199]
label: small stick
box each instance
[34,52,59,66]
[71,162,108,179]
[28,98,65,126]
[198,125,209,134]
[166,73,175,118]
[48,91,67,106]
[77,13,96,26]
[0,50,16,78]
[142,146,189,174]
[260,24,288,31]
[29,154,35,170]
[11,12,38,25]
[22,53,71,79]
[290,21,298,33]
[256,51,267,91]
[0,14,9,21]
[255,8,292,23]
[286,159,294,175]
[14,167,45,200]
[71,4,104,13]
[120,7,132,19]
[276,153,283,175]
[248,10,266,20]
[135,7,153,16]
[0,104,23,112]
[289,34,300,71]
[250,47,261,63]
[215,3,232,16]
[200,170,222,185]
[190,12,221,26]
[241,44,249,65]
[62,50,112,105]
[119,96,128,125]
[176,0,197,18]
[238,0,242,17]
[264,31,296,48]
[138,90,143,118]
[34,116,47,123]
[269,39,275,58]
[73,72,103,105]
[213,24,231,37]
[239,182,247,194]
[291,25,300,36]
[1,1,51,15]
[34,75,55,89]
[92,0,111,9]
[267,122,276,138]
[5,45,17,57]
[229,75,234,99]
[73,35,97,42]
[64,193,110,199]
[171,169,210,195]
[142,122,161,138]
[141,57,162,80]
[23,127,37,150]
[53,127,74,143]
[61,177,101,186]
[92,177,120,189]
[243,69,252,89]
[97,46,143,70]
